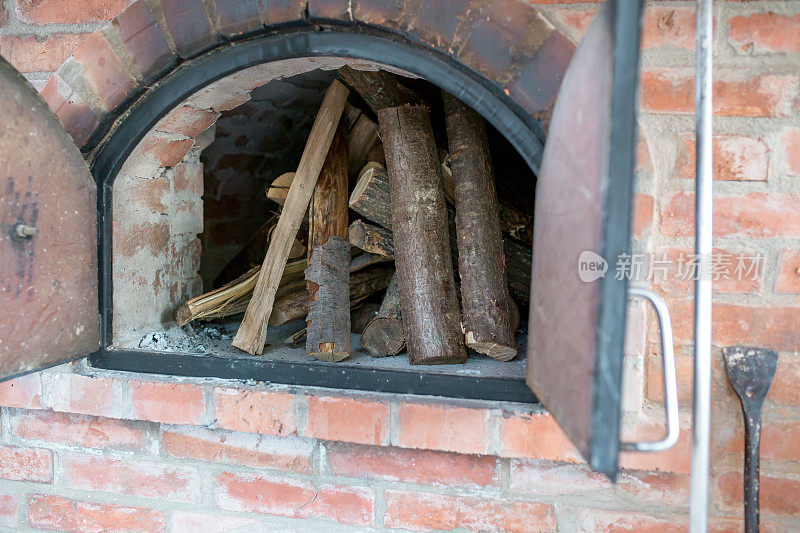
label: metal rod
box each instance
[690,0,713,531]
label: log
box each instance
[266,172,295,206]
[366,143,385,167]
[338,66,420,113]
[348,114,380,178]
[349,164,392,230]
[233,79,350,355]
[378,104,466,365]
[443,92,516,361]
[270,265,394,326]
[348,220,394,257]
[439,150,456,205]
[351,302,381,335]
[360,273,404,357]
[306,123,351,362]
[503,237,532,307]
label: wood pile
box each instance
[176,69,534,365]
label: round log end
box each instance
[361,317,405,357]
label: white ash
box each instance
[137,322,233,353]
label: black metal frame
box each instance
[88,25,543,403]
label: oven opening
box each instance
[106,57,536,399]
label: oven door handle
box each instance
[620,286,680,453]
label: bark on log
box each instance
[503,237,532,307]
[338,66,420,113]
[348,114,380,178]
[270,265,394,326]
[348,220,394,257]
[233,80,349,355]
[306,123,350,362]
[443,92,516,361]
[360,273,404,357]
[378,104,466,365]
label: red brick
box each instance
[209,0,264,37]
[782,127,800,174]
[0,493,17,528]
[327,443,498,487]
[397,402,488,455]
[668,300,800,351]
[170,511,259,533]
[619,423,692,474]
[114,219,171,257]
[661,192,800,239]
[0,34,85,73]
[47,373,128,419]
[633,193,654,238]
[160,0,218,58]
[384,490,556,532]
[0,445,52,482]
[642,6,696,51]
[113,1,176,81]
[776,250,800,293]
[130,380,206,424]
[156,106,219,138]
[641,69,798,117]
[0,373,41,409]
[770,359,800,407]
[576,508,686,532]
[16,0,129,24]
[172,161,204,196]
[718,471,800,515]
[354,0,405,29]
[163,426,313,473]
[646,352,694,406]
[72,31,136,110]
[651,246,763,294]
[213,387,296,436]
[719,417,800,462]
[39,73,99,146]
[27,494,166,532]
[215,472,374,526]
[499,410,581,462]
[675,134,770,181]
[548,8,596,42]
[409,0,470,54]
[62,453,201,501]
[139,134,195,167]
[9,410,144,450]
[0,5,6,27]
[729,13,800,54]
[305,395,389,446]
[127,176,169,213]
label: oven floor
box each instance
[125,318,528,380]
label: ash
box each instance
[137,322,234,353]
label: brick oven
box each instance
[0,0,799,531]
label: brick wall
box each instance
[1,0,800,531]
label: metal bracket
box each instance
[620,286,680,453]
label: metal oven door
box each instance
[526,0,677,479]
[0,57,99,381]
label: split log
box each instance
[284,327,306,348]
[343,103,362,129]
[349,164,392,229]
[360,274,404,357]
[271,265,394,326]
[338,66,420,113]
[348,115,380,178]
[503,237,532,307]
[378,103,466,365]
[306,123,351,362]
[233,79,350,355]
[266,172,295,206]
[348,220,394,257]
[443,92,516,361]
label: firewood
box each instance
[348,115,380,179]
[360,273,404,357]
[503,237,532,307]
[338,66,420,113]
[443,92,516,361]
[343,103,362,129]
[270,265,394,326]
[266,172,295,206]
[498,204,533,246]
[366,144,385,167]
[233,80,350,355]
[284,327,306,348]
[351,302,381,335]
[348,220,394,257]
[306,123,350,362]
[378,103,466,365]
[439,150,456,205]
[349,164,392,230]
